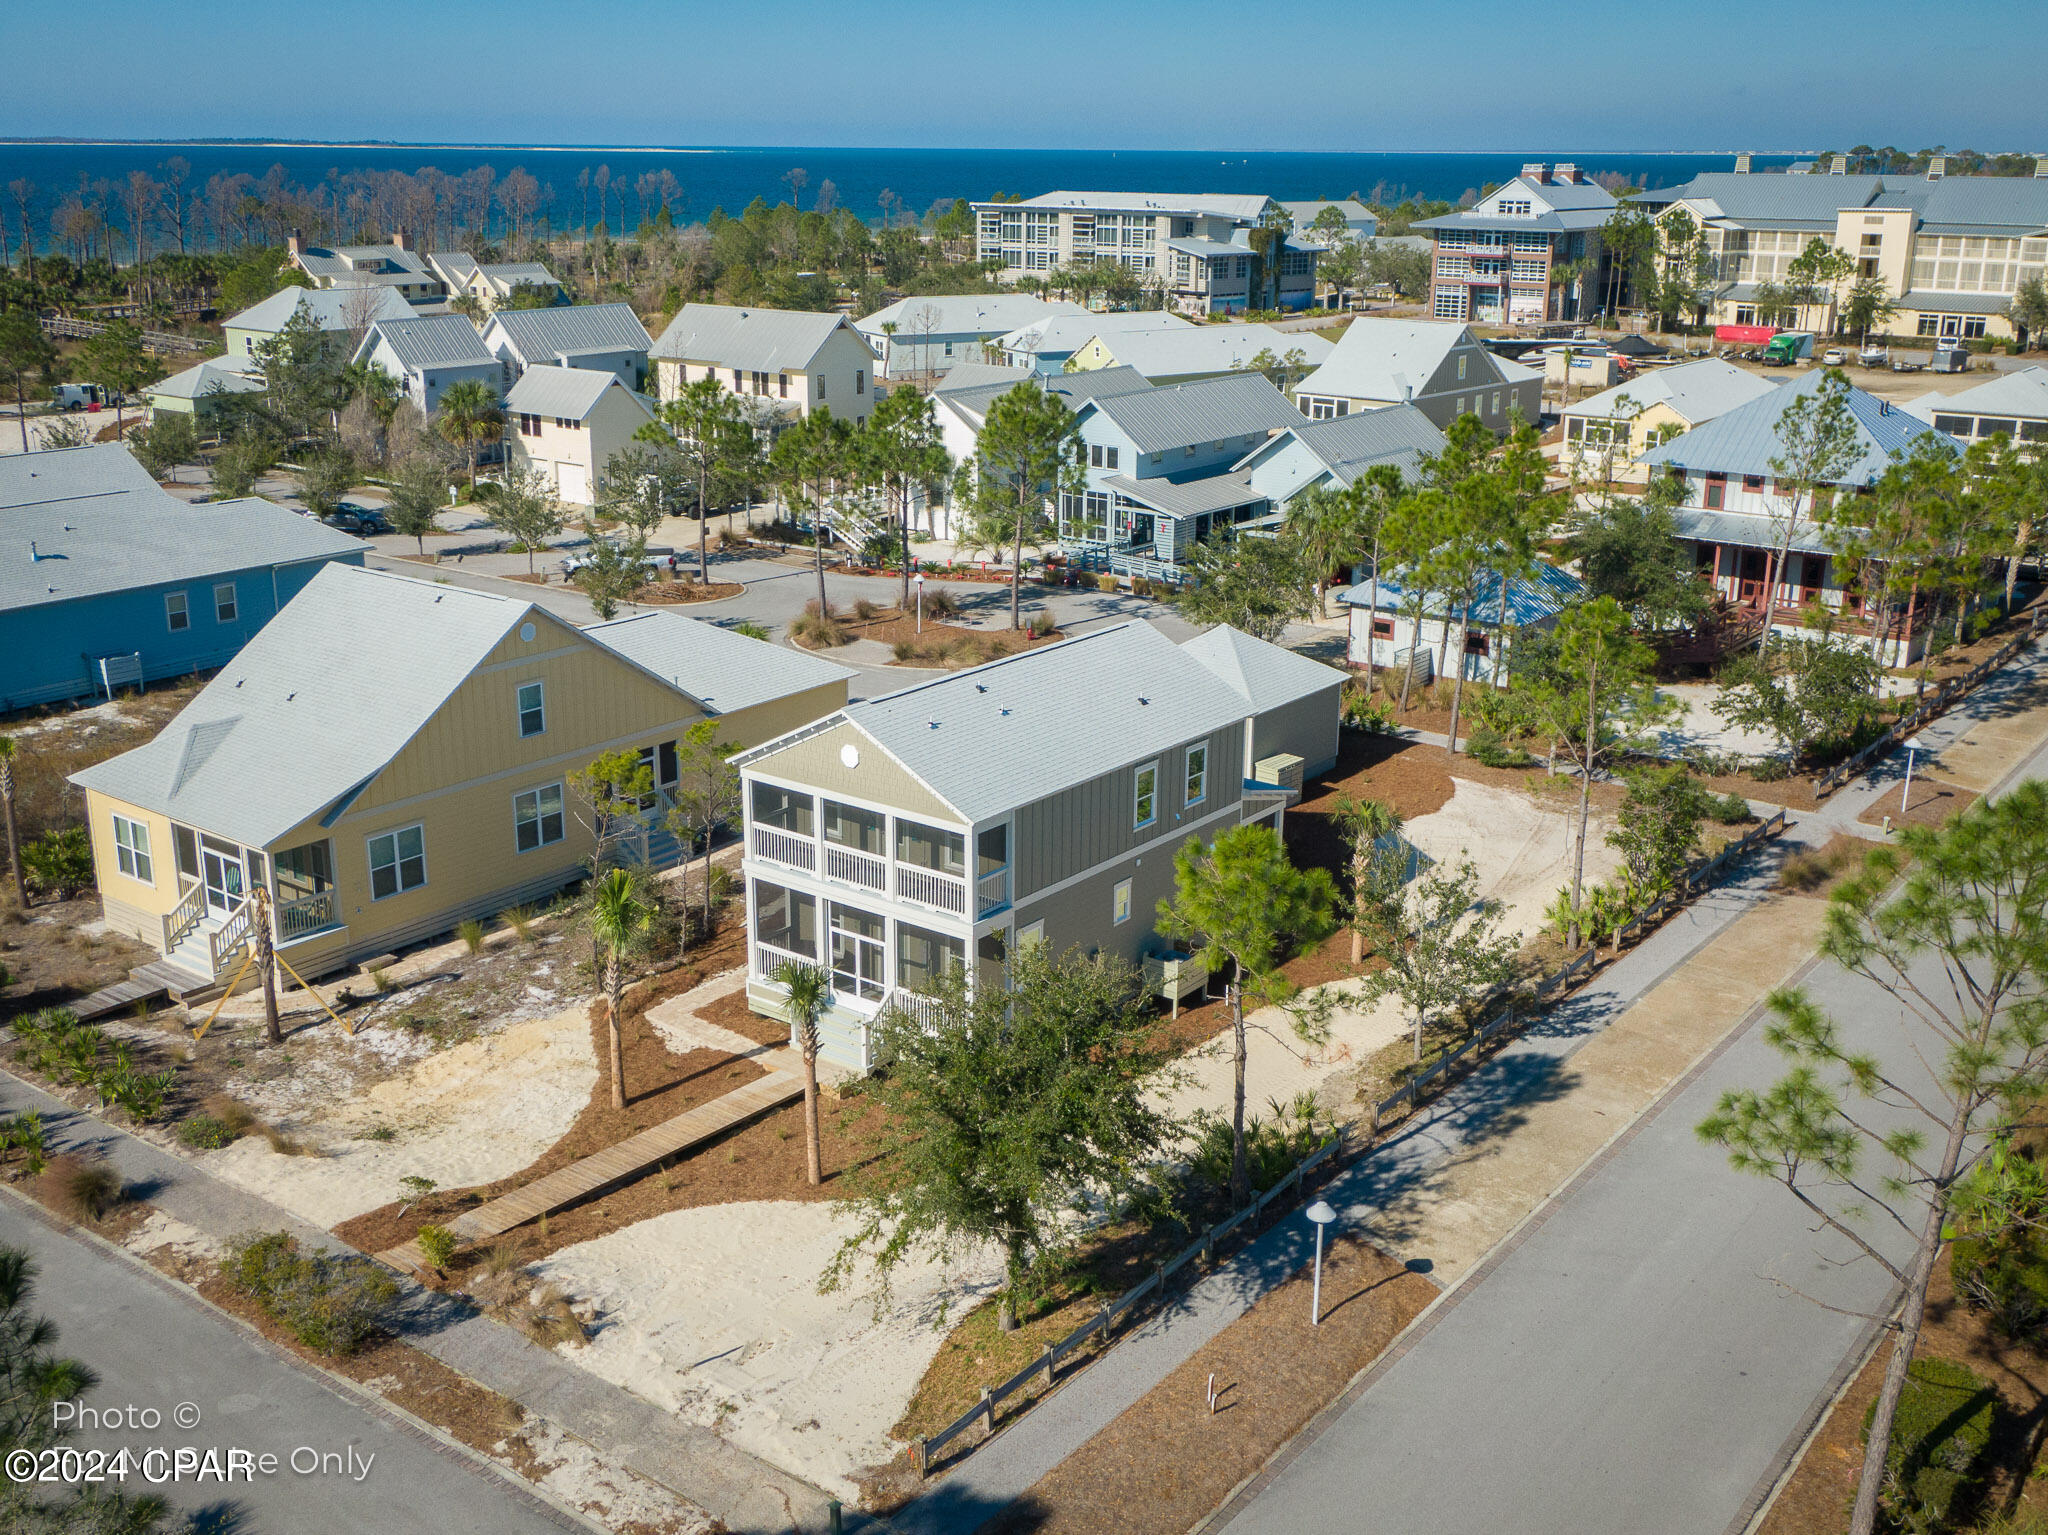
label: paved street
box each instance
[0,1199,585,1535]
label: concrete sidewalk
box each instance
[0,1069,842,1535]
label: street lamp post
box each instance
[915,571,926,634]
[1902,734,1926,816]
[1306,1200,1336,1326]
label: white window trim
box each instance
[517,680,546,738]
[1112,877,1133,925]
[112,814,154,885]
[1185,744,1208,807]
[165,591,189,632]
[367,823,428,901]
[1133,760,1159,830]
[513,781,567,855]
[213,582,238,624]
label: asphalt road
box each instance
[1215,747,2046,1534]
[0,1201,587,1535]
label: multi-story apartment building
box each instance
[973,192,1319,315]
[1642,155,2048,342]
[734,620,1340,1070]
[1412,165,1617,325]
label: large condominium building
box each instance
[1412,164,1617,326]
[1641,155,2048,342]
[973,191,1319,315]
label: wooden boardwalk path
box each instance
[379,1069,804,1275]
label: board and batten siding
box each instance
[1249,687,1342,778]
[1012,829,1207,968]
[1012,721,1242,902]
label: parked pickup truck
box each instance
[559,543,680,579]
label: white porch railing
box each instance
[975,867,1010,916]
[754,941,820,982]
[822,842,888,893]
[209,896,256,975]
[751,824,817,872]
[275,889,340,943]
[896,864,968,915]
[888,989,944,1032]
[163,880,206,952]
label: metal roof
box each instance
[586,611,854,717]
[1655,171,2048,235]
[504,365,654,423]
[1341,559,1587,625]
[932,362,1036,394]
[856,294,1086,340]
[224,284,416,335]
[361,313,496,372]
[1670,507,1837,555]
[982,190,1274,221]
[143,357,266,402]
[1103,471,1264,518]
[1081,372,1303,455]
[1261,404,1447,484]
[1181,624,1343,712]
[481,262,560,290]
[1085,324,1335,383]
[936,366,1153,426]
[1899,364,2048,422]
[1565,358,1782,425]
[1897,290,2020,315]
[1296,319,1502,403]
[649,303,850,371]
[1637,368,1963,484]
[70,565,558,848]
[294,242,434,282]
[741,620,1270,823]
[998,310,1193,358]
[486,303,652,362]
[1,446,359,615]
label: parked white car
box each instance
[1821,347,1847,366]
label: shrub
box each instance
[399,1174,438,1212]
[851,597,883,621]
[50,1153,122,1222]
[414,1224,459,1271]
[1953,1227,2048,1339]
[733,620,771,641]
[1344,690,1397,735]
[1465,726,1534,769]
[1707,791,1754,824]
[1095,573,1120,593]
[177,1113,238,1151]
[1,1111,49,1175]
[500,905,534,943]
[21,827,93,899]
[1025,608,1057,639]
[225,1231,399,1357]
[457,918,485,955]
[923,588,961,619]
[789,600,850,648]
[1187,1093,1332,1206]
[1863,1356,1997,1534]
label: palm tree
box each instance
[1283,484,1360,620]
[776,961,830,1185]
[0,736,23,911]
[435,378,504,491]
[587,870,652,1110]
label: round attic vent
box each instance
[840,743,860,769]
[519,622,536,642]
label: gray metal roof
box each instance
[1637,368,1962,484]
[1265,405,1448,484]
[1081,372,1303,455]
[1670,507,1837,555]
[69,564,554,848]
[998,310,1193,357]
[1103,471,1264,518]
[1085,324,1335,382]
[1897,290,2019,315]
[742,620,1266,823]
[142,357,266,402]
[984,190,1274,221]
[932,362,1035,394]
[1181,624,1344,712]
[1565,358,1782,424]
[486,303,652,363]
[1899,365,2048,422]
[649,303,850,371]
[1655,171,2048,236]
[586,611,854,717]
[481,262,560,290]
[362,314,496,372]
[1,446,359,615]
[1296,319,1500,403]
[504,365,654,423]
[934,366,1153,425]
[224,284,417,336]
[856,294,1087,340]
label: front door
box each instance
[201,845,244,914]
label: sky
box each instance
[2,0,2040,152]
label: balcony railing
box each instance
[823,843,888,893]
[754,940,819,983]
[897,864,968,915]
[976,868,1011,916]
[275,888,340,943]
[751,824,816,872]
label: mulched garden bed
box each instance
[1857,776,1979,830]
[628,578,746,605]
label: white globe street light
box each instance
[1902,734,1927,817]
[1306,1199,1337,1326]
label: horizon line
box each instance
[0,137,1826,157]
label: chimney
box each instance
[391,227,414,252]
[1829,154,1849,175]
[1927,156,1947,181]
[1734,153,1753,175]
[1521,163,1550,185]
[1554,163,1581,184]
[287,227,303,258]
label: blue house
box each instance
[1,445,363,711]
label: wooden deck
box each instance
[379,1069,805,1275]
[72,960,211,1022]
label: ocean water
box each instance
[0,143,1799,251]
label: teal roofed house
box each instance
[0,444,362,710]
[1342,559,1587,684]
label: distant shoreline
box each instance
[0,138,1815,156]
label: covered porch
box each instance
[1058,473,1270,587]
[156,825,344,988]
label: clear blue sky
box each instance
[2,0,2038,151]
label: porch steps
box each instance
[73,959,213,1022]
[377,1068,805,1277]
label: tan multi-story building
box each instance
[1644,155,2048,342]
[1413,164,1617,326]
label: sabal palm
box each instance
[0,736,22,910]
[776,961,830,1186]
[436,378,504,490]
[587,870,652,1110]
[1284,484,1361,620]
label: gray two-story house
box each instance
[734,620,1341,1070]
[1058,372,1305,582]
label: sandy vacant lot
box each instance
[202,999,598,1229]
[532,1200,1001,1499]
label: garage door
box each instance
[557,461,591,506]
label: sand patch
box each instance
[200,1000,599,1229]
[531,1200,1001,1499]
[122,1210,226,1264]
[500,1418,716,1535]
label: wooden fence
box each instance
[1812,608,2046,800]
[910,806,1791,1478]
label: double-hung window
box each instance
[517,680,546,737]
[112,815,153,883]
[214,583,238,624]
[368,825,427,899]
[1112,878,1132,925]
[1133,761,1158,829]
[1185,744,1207,807]
[165,591,190,632]
[514,783,565,853]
